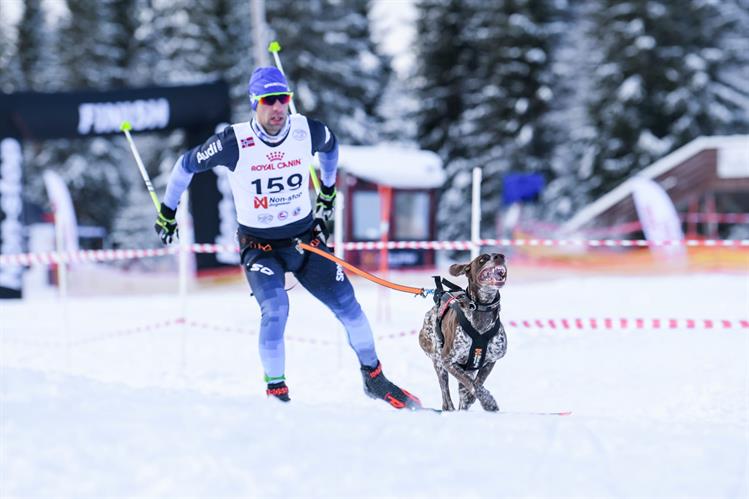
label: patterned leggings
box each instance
[242,242,378,380]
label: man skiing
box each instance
[154,66,421,410]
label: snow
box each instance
[327,144,445,189]
[2,269,748,498]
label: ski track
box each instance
[1,272,748,498]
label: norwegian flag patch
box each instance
[241,137,255,148]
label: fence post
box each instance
[471,167,482,259]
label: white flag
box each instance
[631,176,685,259]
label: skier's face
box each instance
[256,97,289,135]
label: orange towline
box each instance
[298,242,427,297]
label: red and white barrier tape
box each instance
[683,213,749,223]
[377,318,749,339]
[4,317,746,349]
[2,238,748,266]
[505,318,749,331]
[335,238,749,250]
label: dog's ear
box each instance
[449,263,468,276]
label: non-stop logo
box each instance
[254,196,268,209]
[250,151,302,171]
[253,191,302,210]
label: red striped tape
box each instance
[3,317,745,350]
[2,238,748,266]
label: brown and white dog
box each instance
[418,253,507,411]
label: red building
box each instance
[322,144,445,271]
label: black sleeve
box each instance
[181,125,240,173]
[306,117,337,155]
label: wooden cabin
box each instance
[561,135,749,238]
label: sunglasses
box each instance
[258,93,293,106]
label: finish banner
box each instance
[0,83,232,297]
[0,82,230,140]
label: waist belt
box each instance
[238,234,297,253]
[238,231,324,274]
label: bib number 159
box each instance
[251,173,303,194]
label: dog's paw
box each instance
[458,400,474,411]
[442,402,456,411]
[458,385,476,410]
[476,388,499,412]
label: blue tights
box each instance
[242,243,378,380]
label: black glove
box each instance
[315,184,336,222]
[154,203,178,244]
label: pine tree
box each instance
[13,0,60,91]
[540,3,598,223]
[33,0,140,242]
[0,8,23,93]
[585,0,749,201]
[414,0,561,243]
[412,0,475,244]
[459,0,560,236]
[413,0,470,160]
[266,0,390,145]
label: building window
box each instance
[353,190,381,240]
[394,191,430,240]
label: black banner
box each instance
[0,83,232,297]
[0,82,230,140]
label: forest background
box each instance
[1,0,748,249]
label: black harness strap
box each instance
[450,301,501,370]
[431,275,501,371]
[432,276,464,347]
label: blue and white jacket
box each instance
[163,114,338,239]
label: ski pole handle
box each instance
[268,40,321,194]
[120,121,161,212]
[268,41,297,115]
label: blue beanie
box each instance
[248,67,290,110]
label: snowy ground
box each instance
[1,267,748,498]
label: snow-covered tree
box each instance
[13,0,59,91]
[0,7,23,93]
[459,0,561,236]
[266,0,391,144]
[111,0,256,251]
[585,0,749,200]
[25,0,140,240]
[412,0,475,244]
[414,0,561,243]
[412,0,470,160]
[540,2,598,223]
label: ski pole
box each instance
[268,40,321,195]
[120,121,161,213]
[268,40,298,115]
[297,241,430,297]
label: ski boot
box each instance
[266,381,290,402]
[360,361,421,410]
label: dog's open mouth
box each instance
[478,265,507,286]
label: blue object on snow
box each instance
[502,173,545,206]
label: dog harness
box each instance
[432,277,502,371]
